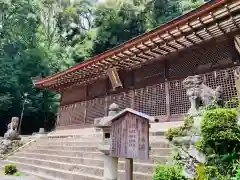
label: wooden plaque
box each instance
[107,68,123,90]
[110,113,149,160]
[234,35,240,55]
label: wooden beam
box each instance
[225,4,239,28]
[166,31,186,48]
[151,48,166,55]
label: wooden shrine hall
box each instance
[35,0,240,130]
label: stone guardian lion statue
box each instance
[4,117,20,140]
[183,75,223,116]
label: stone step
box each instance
[8,156,105,177]
[30,145,171,156]
[3,160,153,180]
[14,153,104,166]
[36,139,170,148]
[24,149,102,159]
[15,152,167,165]
[1,160,102,180]
[9,156,157,174]
[38,138,102,143]
[36,145,98,152]
[37,140,102,146]
[19,170,63,180]
[39,135,167,143]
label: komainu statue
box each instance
[234,67,240,124]
[4,117,20,140]
[183,75,223,116]
[234,67,240,97]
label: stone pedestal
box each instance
[39,128,45,134]
[103,155,118,180]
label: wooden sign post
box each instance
[109,108,154,180]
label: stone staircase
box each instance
[0,123,182,180]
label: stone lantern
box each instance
[94,103,120,180]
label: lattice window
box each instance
[119,70,133,89]
[195,40,233,71]
[134,62,165,86]
[60,85,86,106]
[58,106,70,126]
[70,102,86,125]
[58,102,87,126]
[85,98,106,124]
[107,91,133,111]
[168,38,234,79]
[57,107,64,126]
[203,68,237,107]
[169,80,190,115]
[168,56,196,79]
[134,83,167,116]
[88,79,107,98]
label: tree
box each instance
[0,0,60,134]
[92,0,147,55]
[91,0,204,55]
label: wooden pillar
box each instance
[84,102,87,124]
[165,82,171,120]
[164,60,170,120]
[125,158,133,180]
[104,96,108,116]
[130,90,135,109]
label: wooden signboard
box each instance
[234,35,240,55]
[107,68,123,90]
[110,112,149,161]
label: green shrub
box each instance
[165,116,194,141]
[4,163,17,175]
[153,164,188,180]
[200,108,240,154]
[13,171,22,176]
[195,164,228,180]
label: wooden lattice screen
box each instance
[169,80,190,115]
[85,98,105,124]
[58,101,86,126]
[107,91,133,111]
[134,83,167,117]
[57,67,237,128]
[204,68,237,106]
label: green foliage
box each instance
[200,108,240,154]
[196,108,240,177]
[4,164,17,175]
[13,171,23,176]
[195,164,228,180]
[0,0,61,134]
[153,164,188,180]
[92,0,204,55]
[92,1,147,55]
[232,167,240,180]
[165,115,194,141]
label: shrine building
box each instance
[34,0,240,130]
